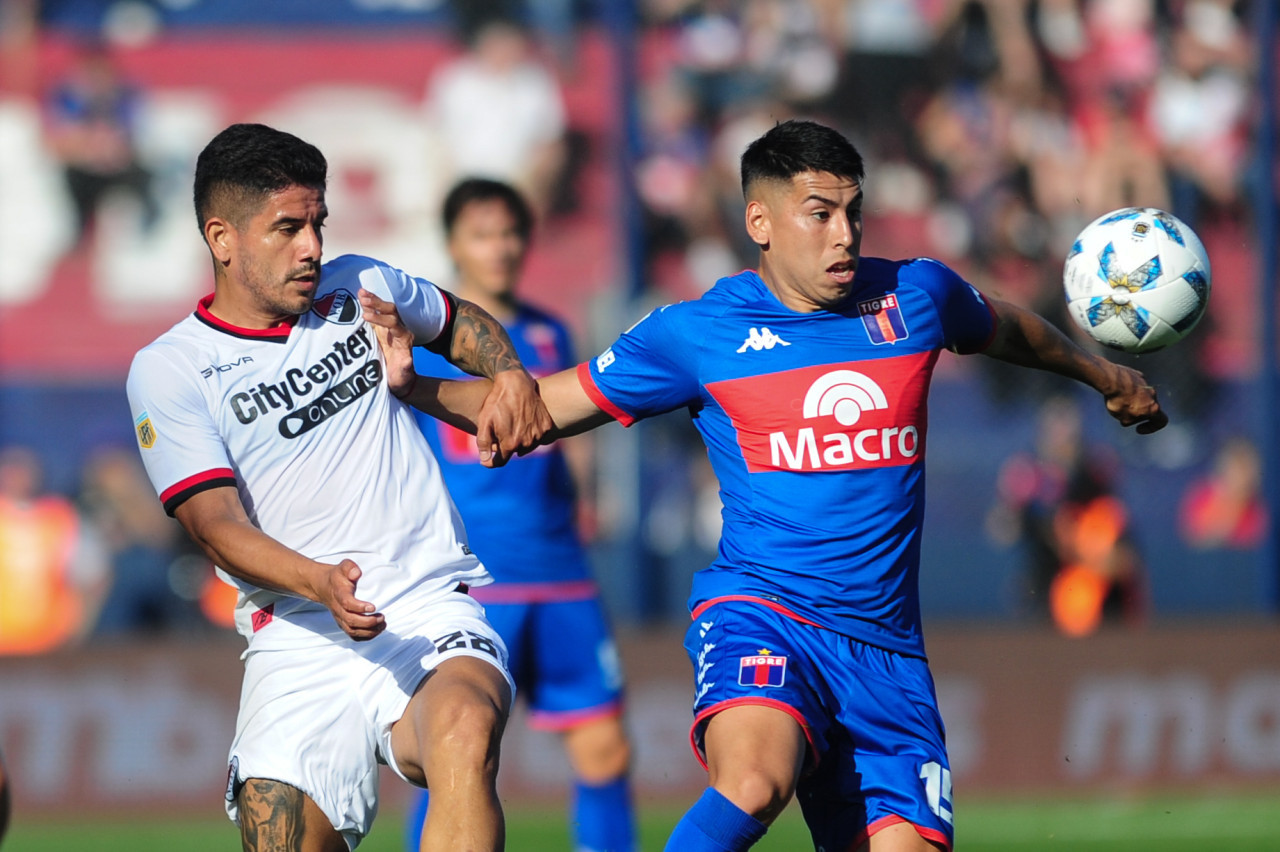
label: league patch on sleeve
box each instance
[135,411,157,449]
[738,649,787,687]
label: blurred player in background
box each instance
[126,124,551,852]
[404,178,635,852]
[369,119,1166,851]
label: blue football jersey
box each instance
[414,302,592,586]
[581,259,997,657]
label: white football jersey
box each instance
[127,254,490,643]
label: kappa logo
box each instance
[737,327,790,353]
[312,289,360,324]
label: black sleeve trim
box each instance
[162,476,237,517]
[423,288,459,356]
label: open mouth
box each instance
[827,261,857,282]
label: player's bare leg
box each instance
[390,655,511,851]
[562,714,631,782]
[237,779,346,852]
[862,821,946,852]
[703,704,806,825]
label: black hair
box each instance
[193,123,328,229]
[441,177,533,240]
[740,119,865,197]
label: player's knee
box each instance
[715,768,795,824]
[427,695,505,775]
[566,722,631,783]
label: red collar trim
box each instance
[194,294,297,342]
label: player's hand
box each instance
[1100,362,1168,434]
[476,369,554,467]
[319,559,385,641]
[359,289,417,400]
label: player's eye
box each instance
[812,210,830,221]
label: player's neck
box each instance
[206,286,293,330]
[455,283,517,324]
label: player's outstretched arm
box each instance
[360,288,552,463]
[173,487,386,640]
[364,288,614,440]
[983,297,1168,434]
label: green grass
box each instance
[6,791,1280,851]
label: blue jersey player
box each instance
[368,121,1166,851]
[403,179,636,852]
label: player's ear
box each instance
[745,198,770,248]
[204,217,235,265]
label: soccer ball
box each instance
[1063,207,1211,354]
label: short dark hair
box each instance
[193,123,328,229]
[441,178,533,241]
[740,120,865,197]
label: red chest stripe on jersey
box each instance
[705,352,938,473]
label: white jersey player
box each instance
[126,123,552,852]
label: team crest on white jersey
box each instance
[737,327,789,353]
[312,289,359,324]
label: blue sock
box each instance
[663,788,768,852]
[572,775,637,852]
[404,788,429,852]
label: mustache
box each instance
[289,264,321,280]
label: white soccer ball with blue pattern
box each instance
[1063,207,1211,354]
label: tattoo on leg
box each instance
[238,779,307,852]
[451,301,523,378]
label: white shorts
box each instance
[223,585,512,849]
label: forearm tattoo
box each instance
[238,779,307,851]
[450,301,523,379]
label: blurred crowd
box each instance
[0,0,1269,648]
[628,0,1252,417]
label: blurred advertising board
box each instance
[4,624,1280,817]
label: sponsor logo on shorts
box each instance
[252,603,274,632]
[312,289,360,324]
[135,411,157,449]
[738,649,786,688]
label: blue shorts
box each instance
[482,593,624,730]
[683,599,953,851]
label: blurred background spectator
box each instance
[43,41,156,248]
[0,445,110,654]
[426,17,569,218]
[987,395,1146,636]
[1180,435,1268,551]
[77,446,208,636]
